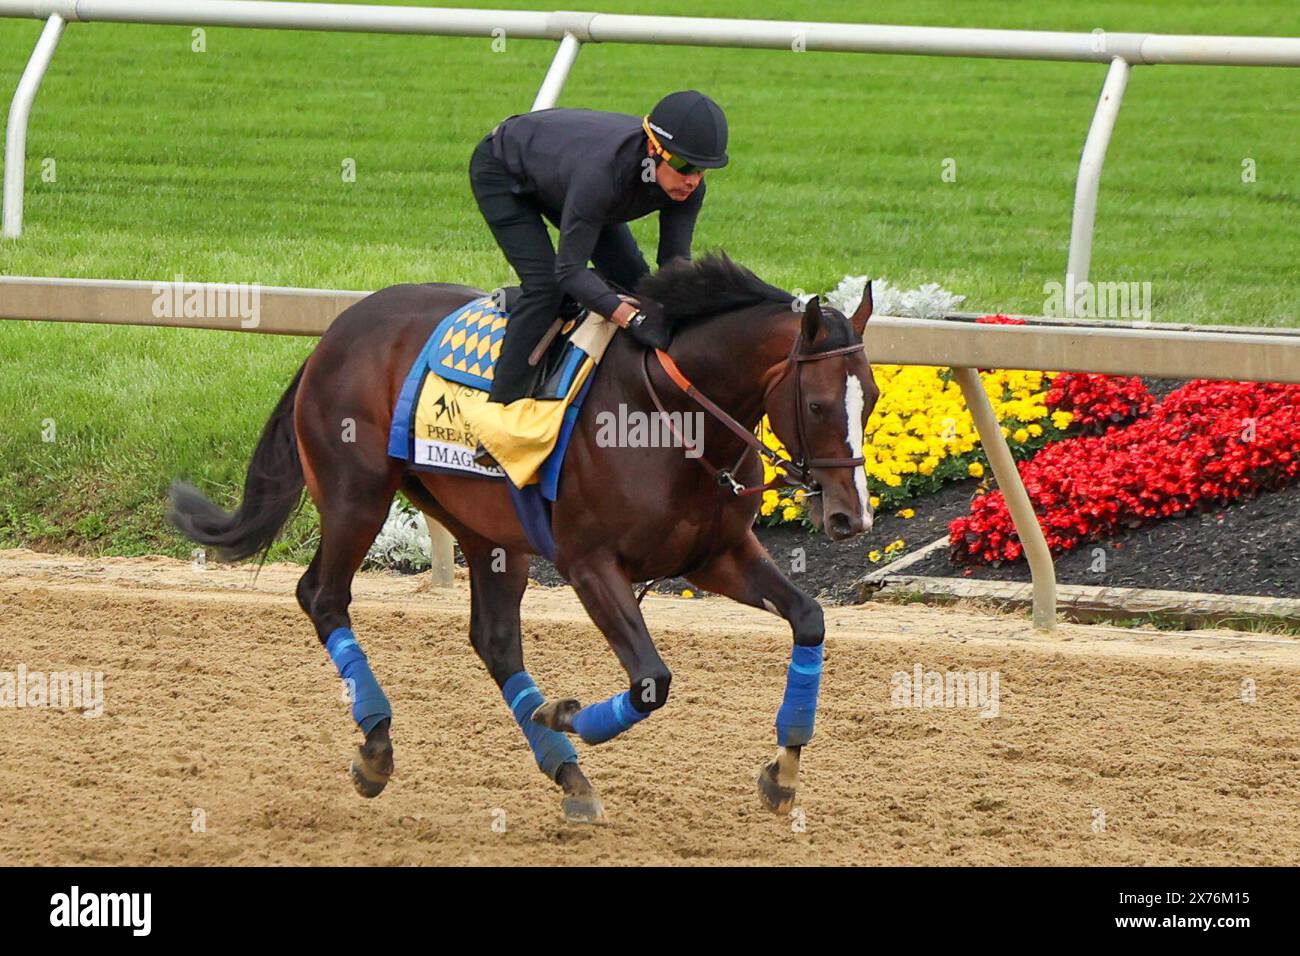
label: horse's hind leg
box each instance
[458,535,604,824]
[300,468,403,798]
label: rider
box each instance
[469,90,729,404]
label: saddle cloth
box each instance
[387,291,617,498]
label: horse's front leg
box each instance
[533,552,672,748]
[687,531,824,815]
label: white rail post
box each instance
[952,366,1057,630]
[3,14,66,239]
[532,31,582,111]
[1065,56,1131,312]
[423,515,456,587]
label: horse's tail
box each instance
[168,361,307,562]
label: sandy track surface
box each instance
[1,548,1296,866]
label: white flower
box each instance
[825,275,965,321]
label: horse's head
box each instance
[764,284,878,541]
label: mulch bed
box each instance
[905,478,1300,601]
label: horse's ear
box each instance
[850,280,873,336]
[801,294,824,342]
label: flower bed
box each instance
[757,364,1071,524]
[757,307,1188,527]
[949,380,1300,565]
[1044,372,1154,435]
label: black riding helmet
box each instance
[644,90,729,171]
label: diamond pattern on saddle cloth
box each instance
[432,295,509,391]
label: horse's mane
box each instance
[634,251,794,327]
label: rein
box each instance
[639,332,866,497]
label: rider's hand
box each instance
[611,301,639,328]
[621,301,672,351]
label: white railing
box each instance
[3,0,1300,292]
[5,274,1300,629]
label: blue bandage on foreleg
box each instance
[775,642,824,747]
[502,672,578,779]
[326,627,392,735]
[571,690,650,745]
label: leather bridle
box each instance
[639,332,867,497]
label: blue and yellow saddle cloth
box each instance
[387,293,617,557]
[428,294,510,391]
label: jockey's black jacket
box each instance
[491,107,706,320]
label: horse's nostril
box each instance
[827,512,854,538]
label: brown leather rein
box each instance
[639,333,867,497]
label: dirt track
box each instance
[1,548,1297,866]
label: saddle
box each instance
[388,286,616,489]
[434,286,590,401]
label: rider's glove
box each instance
[625,309,671,351]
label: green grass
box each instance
[1,0,1298,557]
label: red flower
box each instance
[1045,372,1154,434]
[949,380,1300,566]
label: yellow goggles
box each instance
[643,115,705,174]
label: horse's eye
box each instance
[808,401,823,414]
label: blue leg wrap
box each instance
[502,672,578,779]
[326,627,392,736]
[775,642,824,747]
[571,690,650,745]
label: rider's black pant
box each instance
[469,132,645,404]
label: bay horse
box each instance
[169,253,878,823]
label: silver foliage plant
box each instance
[825,274,965,321]
[366,498,432,571]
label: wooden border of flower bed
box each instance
[859,573,1300,630]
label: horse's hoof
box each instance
[532,697,582,733]
[562,792,607,824]
[350,746,391,799]
[757,761,796,816]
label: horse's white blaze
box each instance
[844,375,872,529]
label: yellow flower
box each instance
[782,506,800,521]
[897,508,915,519]
[968,461,984,478]
[885,538,906,553]
[755,366,1059,519]
[868,550,882,563]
